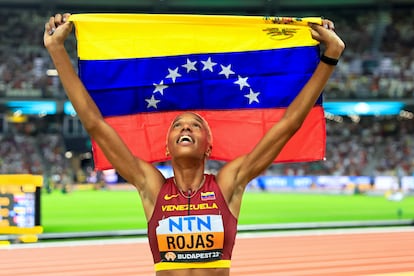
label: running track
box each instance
[1,227,413,276]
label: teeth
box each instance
[178,135,193,143]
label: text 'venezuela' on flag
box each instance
[69,14,325,170]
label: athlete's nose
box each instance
[181,122,192,132]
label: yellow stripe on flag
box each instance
[69,13,321,60]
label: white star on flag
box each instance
[146,56,261,110]
[201,57,217,72]
[234,75,250,90]
[219,64,235,79]
[182,58,198,73]
[166,67,182,83]
[145,95,161,109]
[244,88,260,104]
[153,80,168,95]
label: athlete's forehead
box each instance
[172,112,205,125]
[168,112,213,144]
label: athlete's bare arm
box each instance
[44,13,164,220]
[217,20,345,218]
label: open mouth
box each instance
[177,135,194,144]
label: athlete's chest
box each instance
[159,184,222,216]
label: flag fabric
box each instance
[69,14,325,170]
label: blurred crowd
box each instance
[2,8,414,100]
[0,7,413,184]
[325,8,414,99]
[268,116,413,178]
[0,9,76,99]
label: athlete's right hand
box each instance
[44,13,73,49]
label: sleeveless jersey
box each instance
[147,174,238,271]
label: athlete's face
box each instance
[166,112,212,159]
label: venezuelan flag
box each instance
[69,14,325,170]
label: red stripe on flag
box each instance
[92,106,325,170]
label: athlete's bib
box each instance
[156,214,224,263]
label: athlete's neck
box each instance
[173,173,206,195]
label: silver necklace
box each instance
[174,175,206,199]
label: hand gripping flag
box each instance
[69,14,326,170]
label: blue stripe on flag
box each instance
[79,46,321,117]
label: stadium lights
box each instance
[348,115,361,123]
[324,112,343,123]
[323,101,405,116]
[65,151,73,159]
[399,110,414,119]
[46,69,58,76]
[6,101,57,115]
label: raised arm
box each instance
[43,13,164,218]
[218,19,345,216]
